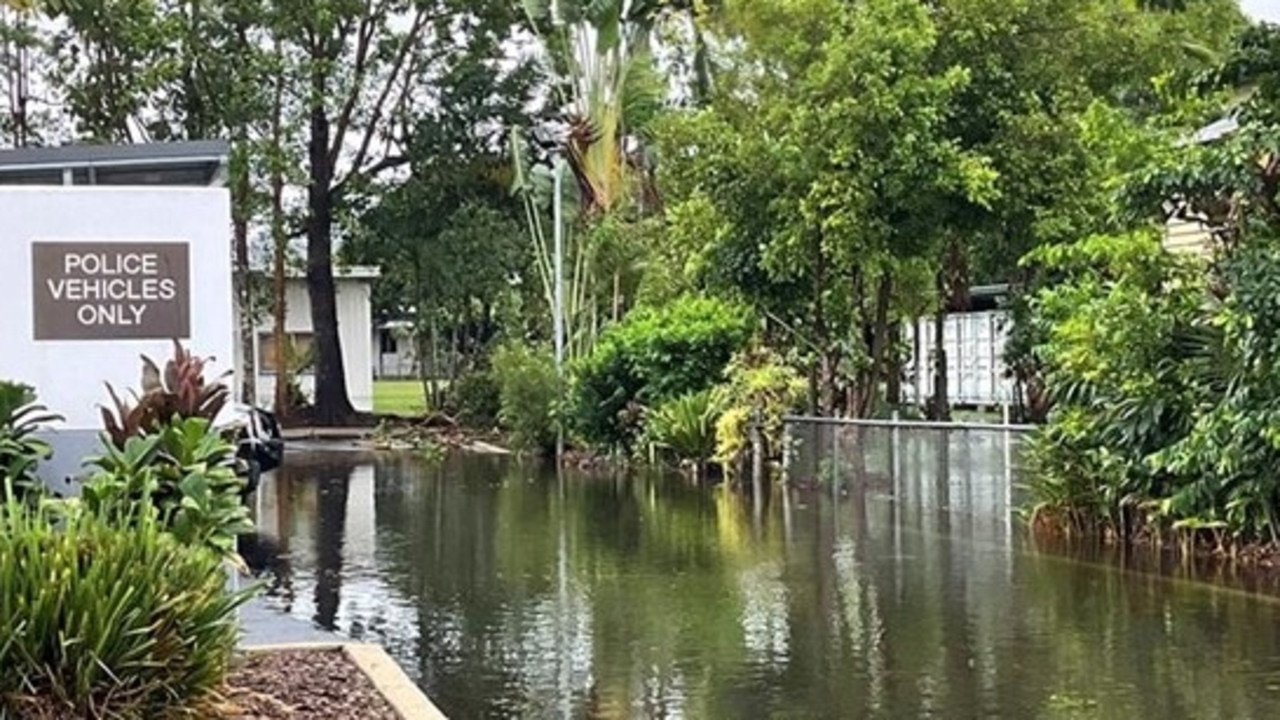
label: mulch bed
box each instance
[221,648,400,720]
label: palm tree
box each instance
[512,0,671,360]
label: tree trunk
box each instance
[818,351,838,417]
[417,329,434,412]
[612,271,622,322]
[430,315,442,408]
[930,270,951,422]
[886,322,902,407]
[270,54,290,420]
[306,66,354,425]
[232,141,256,405]
[855,270,893,418]
[812,234,837,416]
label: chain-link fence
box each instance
[782,417,1029,525]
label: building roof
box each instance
[283,265,382,281]
[0,140,229,187]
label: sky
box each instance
[1243,0,1280,23]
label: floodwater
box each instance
[245,427,1280,719]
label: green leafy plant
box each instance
[1020,225,1280,547]
[642,389,722,477]
[712,347,808,472]
[0,380,35,421]
[0,382,62,501]
[492,341,560,456]
[451,370,501,427]
[0,491,249,718]
[571,295,754,450]
[82,418,253,561]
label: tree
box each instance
[511,0,670,364]
[660,0,997,417]
[922,0,1244,419]
[343,18,536,408]
[0,1,52,146]
[39,0,282,405]
[268,0,525,423]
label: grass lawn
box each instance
[373,379,428,416]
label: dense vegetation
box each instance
[7,1,1280,534]
[0,345,257,717]
[1021,22,1280,548]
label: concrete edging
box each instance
[240,642,447,720]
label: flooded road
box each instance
[244,427,1280,719]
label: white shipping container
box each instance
[905,310,1014,408]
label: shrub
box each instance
[572,295,754,449]
[452,370,501,427]
[83,418,253,561]
[0,384,61,500]
[0,494,248,718]
[712,347,808,471]
[101,341,230,448]
[642,389,722,474]
[90,344,252,560]
[0,380,35,420]
[492,342,559,455]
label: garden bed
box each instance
[221,645,445,720]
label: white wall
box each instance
[1163,217,1213,257]
[0,187,234,428]
[0,187,233,487]
[374,328,420,379]
[252,277,375,413]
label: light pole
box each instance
[552,153,566,462]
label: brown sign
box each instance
[32,242,191,341]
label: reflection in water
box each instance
[252,429,1280,719]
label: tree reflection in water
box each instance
[247,432,1280,720]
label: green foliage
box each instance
[492,342,559,455]
[712,347,808,471]
[0,380,35,421]
[1023,231,1280,543]
[571,295,754,449]
[658,0,1004,414]
[1020,230,1207,532]
[0,383,60,500]
[451,370,501,427]
[642,390,722,470]
[1023,23,1280,546]
[83,418,253,561]
[0,493,248,718]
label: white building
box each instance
[0,141,235,488]
[0,141,381,490]
[245,266,379,413]
[374,319,419,379]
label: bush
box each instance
[1017,231,1280,540]
[0,380,35,420]
[0,383,61,500]
[101,341,229,448]
[90,344,252,561]
[712,347,808,471]
[0,495,248,718]
[642,389,722,474]
[492,342,559,455]
[451,370,501,427]
[572,295,754,449]
[83,418,254,561]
